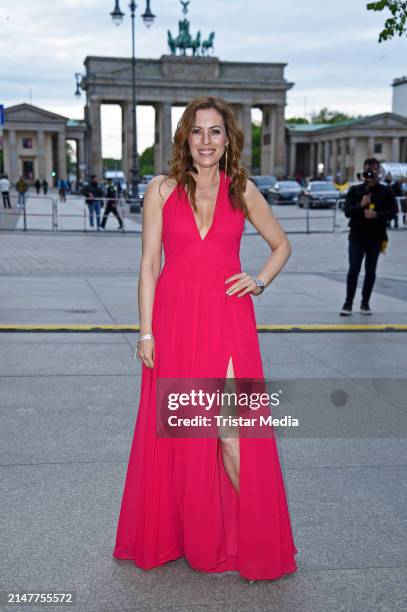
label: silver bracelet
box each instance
[138,333,154,342]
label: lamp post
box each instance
[74,73,82,97]
[110,1,155,211]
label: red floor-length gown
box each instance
[112,170,298,581]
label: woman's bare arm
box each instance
[244,179,292,289]
[137,175,175,367]
[225,179,292,298]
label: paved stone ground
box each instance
[1,222,406,611]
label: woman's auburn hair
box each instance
[165,96,249,216]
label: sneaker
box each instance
[340,302,352,316]
[360,302,372,315]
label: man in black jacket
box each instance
[100,179,123,230]
[340,158,397,315]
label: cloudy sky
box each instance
[1,0,406,157]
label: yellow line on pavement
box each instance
[0,323,407,332]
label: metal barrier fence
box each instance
[1,193,406,234]
[272,200,340,234]
[0,194,141,233]
[0,193,56,231]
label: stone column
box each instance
[57,130,67,180]
[274,105,286,178]
[289,142,296,176]
[332,139,338,180]
[340,138,347,181]
[122,101,133,183]
[324,140,330,176]
[367,136,375,157]
[8,129,19,183]
[309,142,316,178]
[154,102,172,174]
[232,105,242,126]
[392,137,400,162]
[88,100,103,179]
[316,141,323,177]
[37,130,46,180]
[261,105,286,177]
[78,137,86,181]
[348,137,357,181]
[240,104,252,172]
[260,105,274,175]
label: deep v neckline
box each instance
[185,170,223,241]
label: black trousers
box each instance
[345,235,381,305]
[2,192,11,209]
[101,203,123,228]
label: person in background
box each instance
[83,174,104,231]
[340,158,397,316]
[0,174,11,209]
[34,178,41,195]
[15,176,28,208]
[100,179,123,230]
[58,178,67,202]
[390,179,403,228]
[42,179,49,195]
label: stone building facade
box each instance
[81,54,293,180]
[287,113,407,182]
[2,104,86,186]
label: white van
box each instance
[104,171,127,192]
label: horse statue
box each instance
[191,31,201,57]
[176,18,193,55]
[201,31,215,56]
[167,30,177,55]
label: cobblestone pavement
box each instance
[0,226,406,280]
[1,220,406,611]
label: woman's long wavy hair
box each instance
[166,96,248,216]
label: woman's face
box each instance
[187,108,228,170]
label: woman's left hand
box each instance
[225,272,262,297]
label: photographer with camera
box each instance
[340,158,397,316]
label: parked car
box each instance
[141,174,154,183]
[268,180,302,205]
[137,182,148,205]
[250,175,277,199]
[298,181,340,209]
[126,175,156,205]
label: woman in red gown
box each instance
[113,96,298,582]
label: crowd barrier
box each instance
[1,193,406,234]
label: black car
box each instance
[298,181,340,209]
[126,181,149,206]
[268,180,302,205]
[250,175,277,200]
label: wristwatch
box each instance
[253,278,265,295]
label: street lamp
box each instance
[74,73,82,97]
[110,1,156,210]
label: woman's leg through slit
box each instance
[218,355,240,493]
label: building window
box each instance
[22,137,33,149]
[22,160,34,180]
[374,143,382,154]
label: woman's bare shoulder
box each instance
[147,175,177,200]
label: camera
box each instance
[362,169,376,179]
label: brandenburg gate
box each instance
[81,54,293,179]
